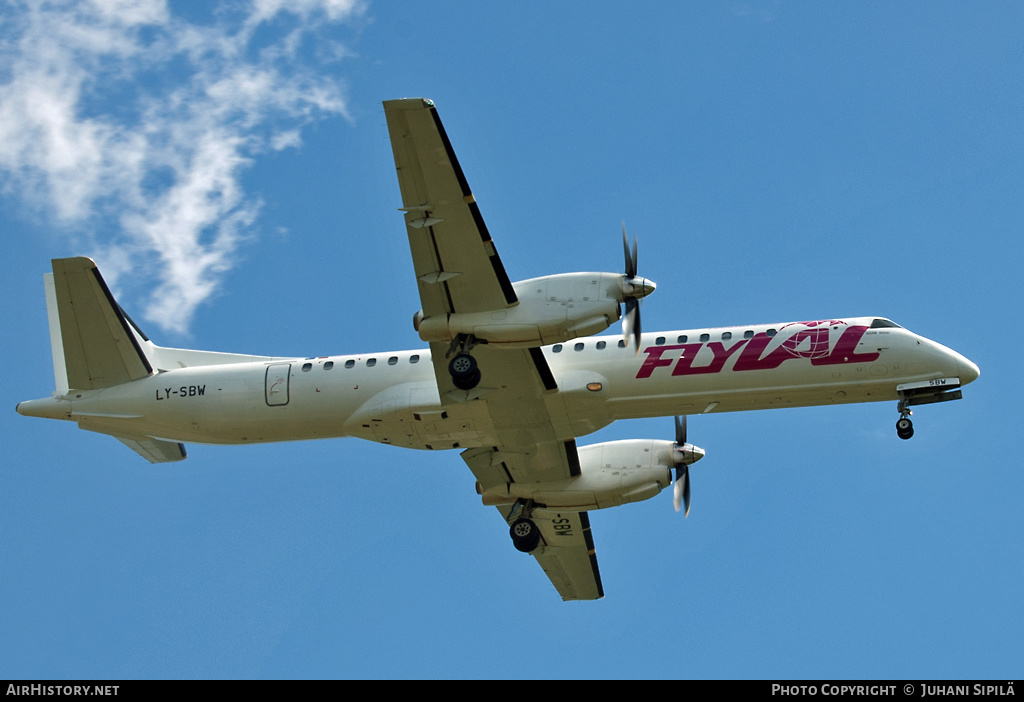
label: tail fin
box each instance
[48,257,153,391]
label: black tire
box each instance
[449,353,480,389]
[510,518,542,553]
[452,368,481,390]
[896,417,914,440]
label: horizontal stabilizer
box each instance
[50,257,153,390]
[115,436,188,464]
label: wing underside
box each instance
[501,506,604,601]
[385,98,604,600]
[383,98,516,318]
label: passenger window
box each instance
[324,361,334,370]
[553,344,563,352]
[700,333,710,342]
[744,330,754,339]
[388,357,398,365]
[596,341,606,350]
[301,363,312,372]
[366,358,376,367]
[656,336,665,345]
[722,332,732,340]
[410,355,420,364]
[767,328,777,337]
[618,339,627,348]
[677,335,688,343]
[344,360,355,369]
[574,343,584,351]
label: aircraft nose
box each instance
[958,355,980,385]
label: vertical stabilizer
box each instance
[50,257,154,390]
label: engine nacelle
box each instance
[478,439,676,511]
[414,272,624,347]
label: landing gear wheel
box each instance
[448,353,480,390]
[896,417,914,440]
[510,518,542,553]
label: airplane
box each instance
[17,98,980,601]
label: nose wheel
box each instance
[896,399,914,440]
[896,416,914,440]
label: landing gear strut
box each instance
[447,334,481,390]
[896,399,914,440]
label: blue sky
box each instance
[2,0,1021,679]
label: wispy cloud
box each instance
[0,0,365,335]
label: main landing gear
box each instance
[507,499,542,553]
[447,334,481,390]
[448,353,480,390]
[510,518,542,552]
[896,399,914,440]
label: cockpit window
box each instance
[870,318,902,329]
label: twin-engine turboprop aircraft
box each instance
[17,98,980,600]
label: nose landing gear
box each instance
[893,377,965,440]
[896,399,914,440]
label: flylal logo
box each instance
[636,320,879,379]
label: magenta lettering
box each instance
[635,320,878,380]
[733,333,788,372]
[811,325,879,365]
[673,340,746,376]
[637,344,689,378]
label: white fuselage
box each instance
[21,317,978,452]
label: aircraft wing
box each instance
[383,98,517,318]
[384,99,603,600]
[462,441,603,601]
[449,328,604,601]
[528,509,603,601]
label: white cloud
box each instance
[0,0,365,335]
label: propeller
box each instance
[671,416,705,516]
[620,223,656,352]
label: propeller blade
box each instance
[673,466,690,516]
[683,466,691,517]
[632,300,642,351]
[672,416,699,516]
[623,297,642,352]
[618,225,634,280]
[619,224,649,351]
[631,234,638,279]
